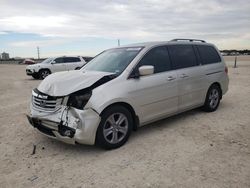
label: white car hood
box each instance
[27,64,39,68]
[37,70,113,96]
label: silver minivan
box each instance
[27,39,229,149]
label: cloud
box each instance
[0,31,8,35]
[0,0,249,50]
[8,38,69,47]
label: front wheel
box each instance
[203,85,221,112]
[39,69,51,79]
[96,105,133,149]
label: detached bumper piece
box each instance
[27,115,76,139]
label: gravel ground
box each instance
[0,63,249,188]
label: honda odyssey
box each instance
[27,39,229,149]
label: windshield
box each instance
[41,58,53,64]
[82,47,142,74]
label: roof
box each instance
[119,39,213,49]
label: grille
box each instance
[32,90,62,112]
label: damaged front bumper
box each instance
[27,106,101,145]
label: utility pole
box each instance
[118,39,120,47]
[37,46,40,59]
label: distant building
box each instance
[1,52,10,59]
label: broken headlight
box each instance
[67,92,92,109]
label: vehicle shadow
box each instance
[129,108,203,141]
[130,102,229,142]
[23,78,41,81]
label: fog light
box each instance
[58,121,76,138]
[64,130,72,137]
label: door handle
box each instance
[180,74,189,78]
[167,76,176,81]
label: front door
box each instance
[129,46,178,124]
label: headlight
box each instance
[67,92,92,109]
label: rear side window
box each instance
[136,46,171,73]
[64,57,81,63]
[168,45,197,69]
[197,45,221,65]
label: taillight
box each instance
[225,66,228,74]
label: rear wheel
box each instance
[96,105,133,149]
[39,69,51,79]
[203,84,221,112]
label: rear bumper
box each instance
[221,74,229,95]
[27,106,101,145]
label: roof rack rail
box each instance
[171,38,206,43]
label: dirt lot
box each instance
[0,62,250,188]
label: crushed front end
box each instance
[27,89,101,145]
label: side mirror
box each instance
[139,65,154,76]
[51,60,55,64]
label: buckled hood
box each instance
[37,70,113,96]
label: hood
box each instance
[27,63,41,68]
[37,70,113,96]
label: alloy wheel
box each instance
[209,88,219,109]
[41,70,50,79]
[103,113,128,144]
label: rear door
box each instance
[64,57,83,70]
[129,46,178,124]
[51,57,67,72]
[168,44,206,111]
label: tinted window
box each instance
[64,57,81,63]
[197,45,221,64]
[136,46,171,73]
[168,45,197,69]
[54,57,64,63]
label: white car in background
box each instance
[26,56,86,79]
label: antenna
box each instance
[37,46,40,59]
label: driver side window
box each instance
[135,46,171,74]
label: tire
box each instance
[32,73,40,79]
[39,69,51,79]
[96,105,133,149]
[203,84,221,112]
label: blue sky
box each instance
[0,0,250,58]
[0,32,132,58]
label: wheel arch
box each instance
[39,68,51,73]
[100,102,139,131]
[208,82,222,99]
